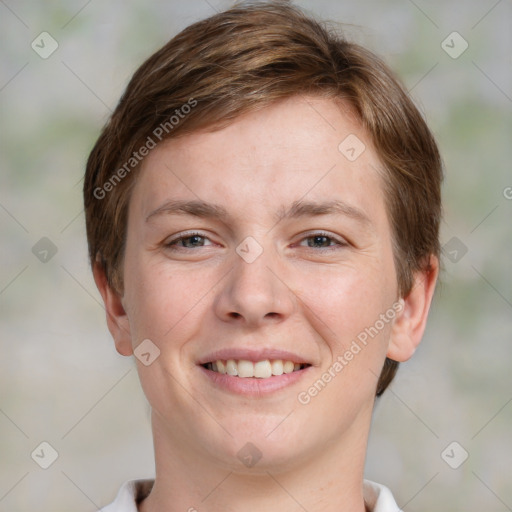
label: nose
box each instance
[213,244,296,328]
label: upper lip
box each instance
[197,348,313,365]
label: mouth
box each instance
[197,349,314,395]
[201,359,311,379]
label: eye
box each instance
[165,232,213,249]
[164,231,347,252]
[298,232,347,250]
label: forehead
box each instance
[130,96,387,228]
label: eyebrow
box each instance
[146,199,372,227]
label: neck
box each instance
[139,409,372,512]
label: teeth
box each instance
[216,360,226,374]
[254,360,272,378]
[238,360,254,378]
[283,360,295,374]
[226,359,238,376]
[271,360,283,376]
[206,359,307,378]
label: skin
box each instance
[94,96,438,512]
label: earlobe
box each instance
[93,263,134,357]
[387,256,439,362]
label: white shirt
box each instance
[100,479,401,512]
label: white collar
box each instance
[100,479,401,512]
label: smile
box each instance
[202,359,311,378]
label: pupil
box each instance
[310,236,328,247]
[186,235,202,247]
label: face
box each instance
[107,96,411,472]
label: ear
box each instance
[387,255,439,362]
[93,262,133,356]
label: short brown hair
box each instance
[84,1,442,395]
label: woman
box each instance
[84,2,442,510]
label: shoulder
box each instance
[363,480,402,512]
[102,479,400,512]
[100,480,154,512]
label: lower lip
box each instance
[198,365,312,396]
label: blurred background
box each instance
[1,1,511,510]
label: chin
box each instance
[202,418,315,473]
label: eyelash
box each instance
[164,231,348,251]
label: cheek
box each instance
[125,253,225,357]
[291,266,397,438]
[298,263,395,354]
[122,253,214,343]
